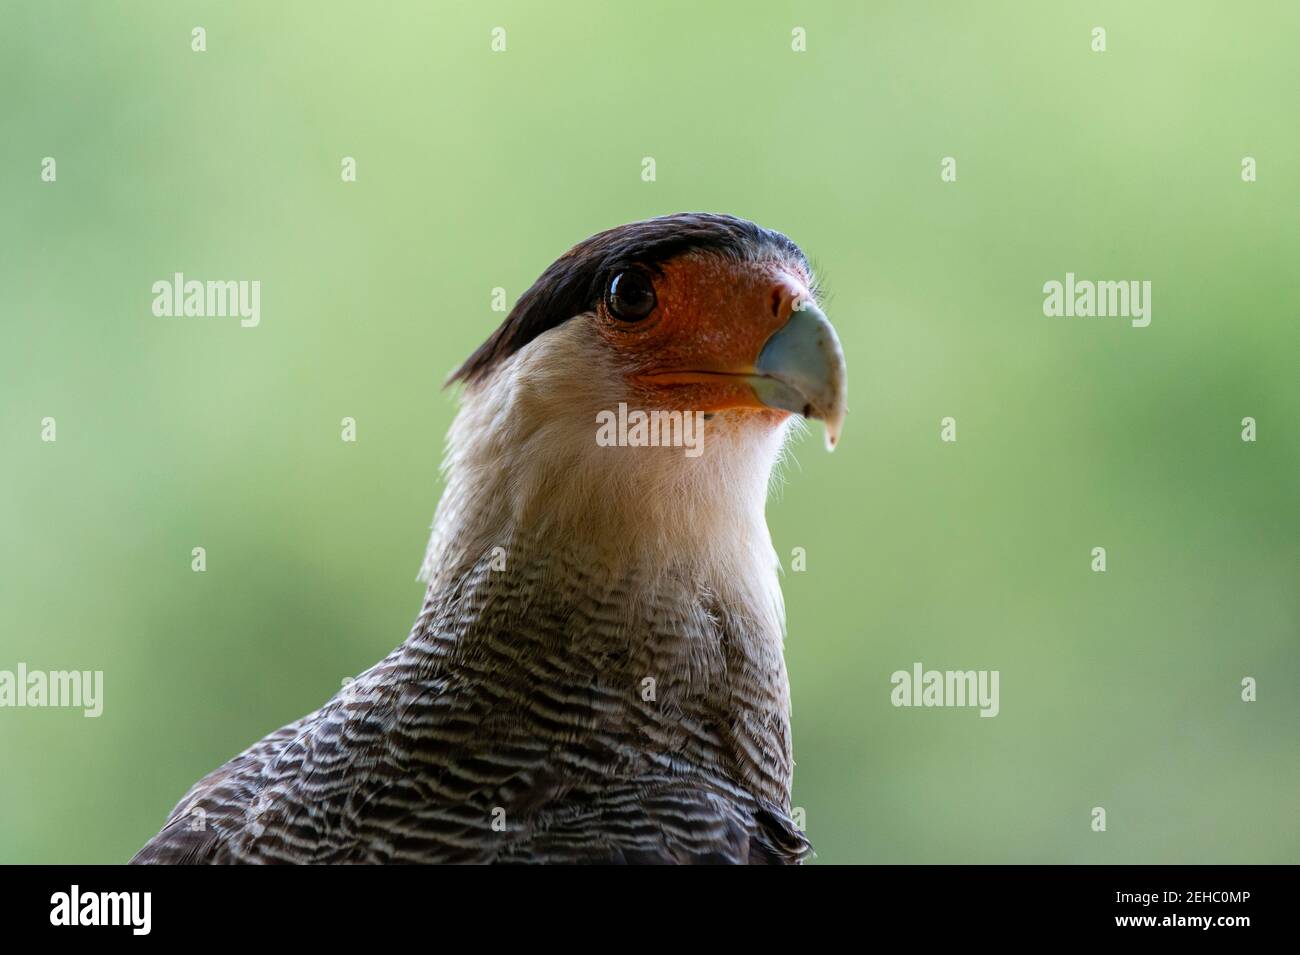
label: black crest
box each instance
[449,212,807,384]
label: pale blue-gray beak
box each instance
[751,300,847,450]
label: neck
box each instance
[411,332,796,805]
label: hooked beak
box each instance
[748,300,848,450]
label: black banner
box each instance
[1,864,1280,940]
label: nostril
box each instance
[770,288,783,318]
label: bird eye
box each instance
[605,270,657,322]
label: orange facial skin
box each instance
[594,254,817,417]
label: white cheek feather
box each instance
[420,317,794,647]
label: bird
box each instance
[132,212,847,864]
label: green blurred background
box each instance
[1,1,1296,864]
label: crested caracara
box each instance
[133,212,847,864]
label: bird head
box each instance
[453,213,845,442]
[429,213,846,580]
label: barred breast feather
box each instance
[133,531,808,864]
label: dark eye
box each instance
[606,270,657,322]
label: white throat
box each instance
[420,319,793,648]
